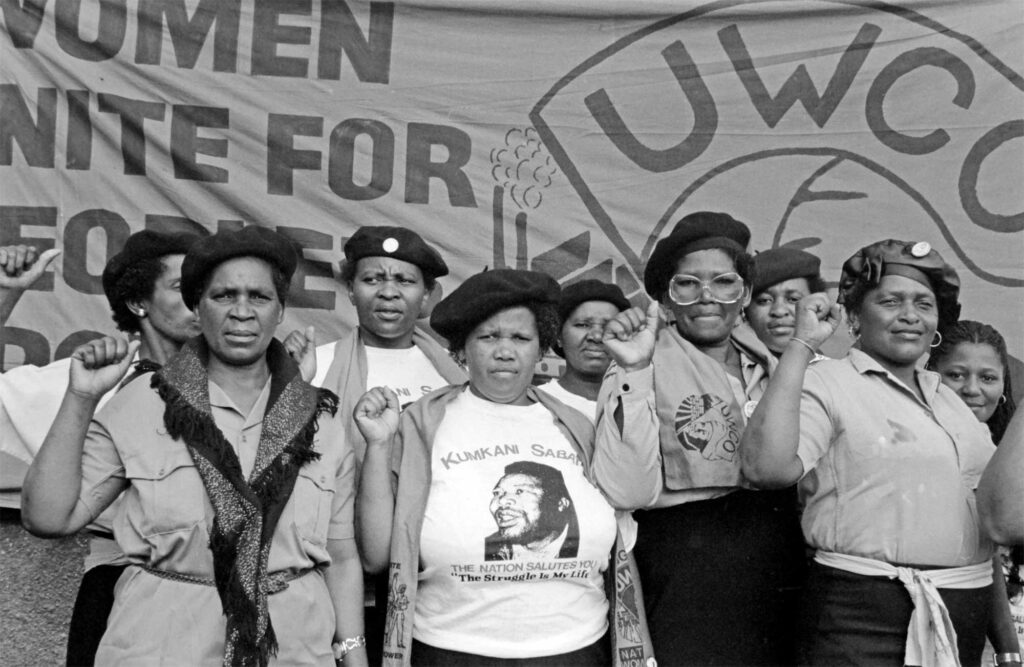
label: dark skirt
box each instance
[797,560,990,667]
[66,563,129,667]
[633,488,807,666]
[410,632,609,666]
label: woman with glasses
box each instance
[599,212,806,665]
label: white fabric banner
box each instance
[2,0,1022,368]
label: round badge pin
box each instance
[910,241,930,258]
[382,237,399,253]
[743,400,758,419]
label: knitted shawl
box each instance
[151,337,338,667]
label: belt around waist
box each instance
[139,565,319,594]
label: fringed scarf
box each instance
[150,337,338,667]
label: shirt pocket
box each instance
[290,461,337,547]
[124,447,208,537]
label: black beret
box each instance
[181,226,297,310]
[558,279,631,323]
[839,239,961,326]
[101,230,200,310]
[344,226,448,279]
[644,211,751,297]
[751,247,822,296]
[430,268,560,343]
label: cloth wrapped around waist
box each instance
[814,551,991,667]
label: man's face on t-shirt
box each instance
[489,473,566,544]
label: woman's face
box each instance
[348,256,428,349]
[933,342,1005,423]
[465,306,541,406]
[744,277,812,355]
[139,254,201,345]
[198,257,284,368]
[663,248,750,347]
[560,300,620,381]
[850,274,938,372]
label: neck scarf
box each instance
[320,326,467,465]
[653,323,775,491]
[151,337,338,667]
[383,384,654,667]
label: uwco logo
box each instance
[530,0,1023,297]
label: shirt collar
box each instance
[847,348,941,403]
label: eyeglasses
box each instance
[668,272,745,306]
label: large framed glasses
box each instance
[668,272,745,306]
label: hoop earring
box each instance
[999,395,1008,405]
[930,331,943,348]
[847,323,859,341]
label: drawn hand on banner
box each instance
[68,337,141,401]
[354,386,401,448]
[602,301,660,372]
[284,325,317,382]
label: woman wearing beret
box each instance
[355,268,659,666]
[542,279,632,421]
[746,247,827,358]
[306,225,467,465]
[22,226,366,666]
[602,211,807,665]
[542,280,642,553]
[742,239,1002,666]
[4,230,203,666]
[289,225,467,663]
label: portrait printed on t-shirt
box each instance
[483,461,580,561]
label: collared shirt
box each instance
[77,376,355,574]
[207,379,271,479]
[797,349,995,567]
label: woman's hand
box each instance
[0,245,61,289]
[792,293,841,353]
[354,386,400,446]
[68,337,141,401]
[602,301,660,372]
[284,325,317,382]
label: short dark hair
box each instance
[927,320,1016,444]
[340,258,438,291]
[109,256,172,334]
[449,300,559,362]
[502,460,570,501]
[192,258,291,309]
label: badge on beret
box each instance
[382,237,399,253]
[910,241,931,258]
[743,400,758,419]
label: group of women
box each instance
[15,212,1021,667]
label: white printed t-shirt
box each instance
[539,380,598,423]
[312,342,447,408]
[414,390,617,657]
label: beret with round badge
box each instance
[180,226,297,310]
[344,226,449,280]
[644,211,751,298]
[102,230,201,310]
[430,268,560,344]
[838,239,961,328]
[750,247,822,296]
